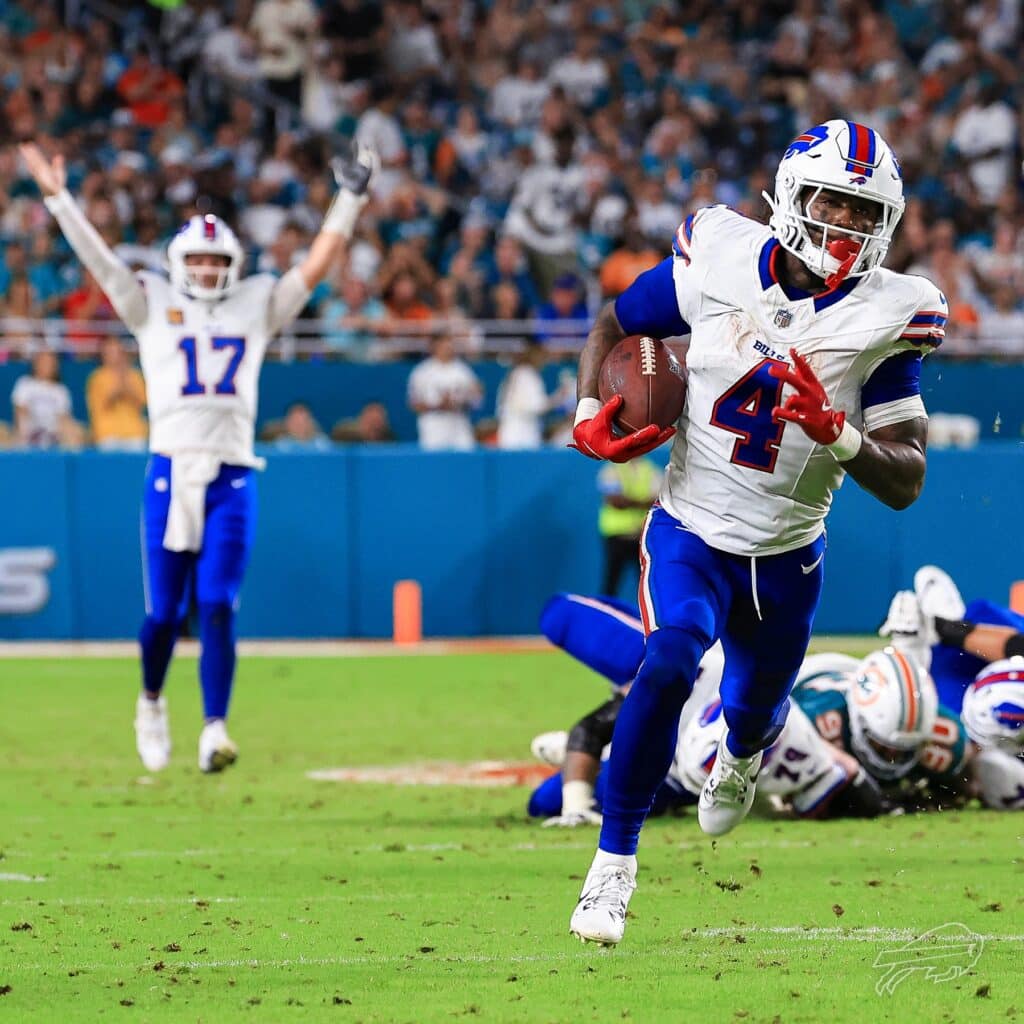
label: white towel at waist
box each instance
[163,453,223,553]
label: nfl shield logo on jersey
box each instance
[774,308,793,329]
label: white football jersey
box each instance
[660,206,946,555]
[134,272,280,466]
[671,650,861,814]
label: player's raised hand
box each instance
[18,142,66,197]
[330,140,378,198]
[571,395,675,463]
[769,348,846,446]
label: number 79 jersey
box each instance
[617,206,947,556]
[135,271,279,467]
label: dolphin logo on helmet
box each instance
[848,648,938,781]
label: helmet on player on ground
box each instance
[763,120,905,287]
[848,648,938,781]
[167,214,244,301]
[961,658,1024,755]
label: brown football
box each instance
[598,335,687,434]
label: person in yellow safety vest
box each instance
[597,457,662,597]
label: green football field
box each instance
[1,643,1021,1023]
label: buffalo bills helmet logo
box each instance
[784,124,829,160]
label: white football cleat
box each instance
[698,734,762,836]
[530,730,569,767]
[198,719,238,774]
[134,694,171,772]
[570,859,637,946]
[915,565,966,646]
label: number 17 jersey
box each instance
[135,271,280,468]
[616,205,947,556]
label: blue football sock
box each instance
[198,602,236,720]
[598,626,704,855]
[139,616,179,695]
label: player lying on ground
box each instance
[568,118,944,945]
[879,565,1024,808]
[20,139,376,773]
[532,598,925,819]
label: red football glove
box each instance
[769,349,846,445]
[571,395,676,463]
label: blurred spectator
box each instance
[407,334,482,451]
[115,48,185,128]
[547,28,609,113]
[488,235,540,314]
[63,270,117,349]
[0,275,43,355]
[11,349,78,449]
[951,78,1018,206]
[490,57,550,129]
[320,273,387,360]
[322,0,385,82]
[977,286,1024,357]
[504,123,586,295]
[202,8,261,86]
[86,336,147,451]
[536,273,589,352]
[250,0,317,107]
[272,401,332,450]
[0,241,28,298]
[331,401,396,443]
[383,270,434,326]
[599,217,661,299]
[495,342,553,450]
[384,0,443,84]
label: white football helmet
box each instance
[167,214,244,301]
[848,648,938,781]
[763,120,905,286]
[961,658,1024,755]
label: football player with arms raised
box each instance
[567,121,947,945]
[19,139,376,774]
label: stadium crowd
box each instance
[0,0,1022,448]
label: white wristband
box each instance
[827,419,863,462]
[574,397,602,427]
[322,189,367,239]
[561,779,596,816]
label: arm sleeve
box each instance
[613,257,691,337]
[43,190,147,332]
[861,350,927,432]
[266,266,313,337]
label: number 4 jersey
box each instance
[136,271,280,467]
[615,205,947,555]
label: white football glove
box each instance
[541,808,603,828]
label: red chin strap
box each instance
[824,238,862,290]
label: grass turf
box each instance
[1,644,1021,1023]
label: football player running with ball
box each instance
[568,121,947,945]
[20,139,376,774]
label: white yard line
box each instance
[0,638,553,659]
[5,927,1024,974]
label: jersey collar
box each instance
[758,238,861,312]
